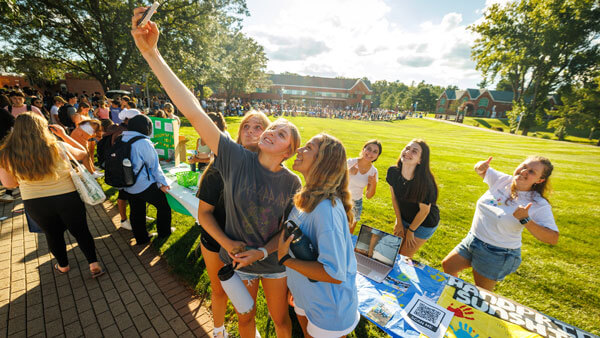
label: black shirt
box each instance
[196,164,226,252]
[386,165,440,228]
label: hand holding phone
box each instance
[137,2,160,27]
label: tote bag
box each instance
[59,143,106,205]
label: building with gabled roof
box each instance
[435,88,558,119]
[218,73,373,109]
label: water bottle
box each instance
[285,220,318,282]
[285,220,318,261]
[218,264,254,314]
[122,158,134,186]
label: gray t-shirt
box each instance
[215,134,301,273]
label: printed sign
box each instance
[149,116,179,160]
[400,294,453,338]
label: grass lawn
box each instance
[103,116,600,336]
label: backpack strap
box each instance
[127,135,151,180]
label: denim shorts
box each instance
[352,199,363,221]
[402,220,438,240]
[236,270,287,281]
[455,232,522,281]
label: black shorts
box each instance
[118,189,130,200]
[200,227,221,253]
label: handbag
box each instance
[59,143,106,205]
[26,211,43,233]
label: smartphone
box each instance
[137,2,160,27]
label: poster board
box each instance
[149,116,180,163]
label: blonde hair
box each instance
[236,110,270,145]
[164,103,174,113]
[293,134,354,224]
[268,118,301,160]
[0,112,62,181]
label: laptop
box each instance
[354,225,403,283]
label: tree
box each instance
[0,0,248,92]
[470,0,600,135]
[495,78,513,92]
[548,75,600,145]
[211,31,269,103]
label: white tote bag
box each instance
[59,143,106,205]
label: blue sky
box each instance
[241,0,510,89]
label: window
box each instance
[478,98,489,107]
[440,98,446,105]
[476,108,486,116]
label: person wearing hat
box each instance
[50,96,66,125]
[4,91,43,118]
[120,114,172,245]
[118,108,141,123]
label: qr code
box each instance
[407,299,445,331]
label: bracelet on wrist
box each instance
[278,254,291,266]
[258,247,268,261]
[408,227,417,232]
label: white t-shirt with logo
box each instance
[347,158,378,201]
[471,168,558,249]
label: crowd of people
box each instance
[0,11,560,338]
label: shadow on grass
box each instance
[473,118,491,128]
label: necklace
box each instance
[400,175,411,186]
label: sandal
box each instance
[91,268,105,279]
[54,263,69,274]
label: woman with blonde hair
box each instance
[132,12,302,337]
[0,113,104,277]
[278,133,359,337]
[196,111,270,338]
[163,102,180,125]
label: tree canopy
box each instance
[0,0,266,96]
[470,0,600,135]
[371,80,445,112]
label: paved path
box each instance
[0,197,214,338]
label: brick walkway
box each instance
[0,197,214,338]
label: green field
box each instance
[105,116,600,336]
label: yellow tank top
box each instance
[18,148,76,200]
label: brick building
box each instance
[218,73,373,110]
[435,88,559,119]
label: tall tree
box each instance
[0,0,248,91]
[470,0,600,135]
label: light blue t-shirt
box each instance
[121,131,169,194]
[286,198,359,331]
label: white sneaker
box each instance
[213,326,229,338]
[92,172,104,179]
[0,194,15,203]
[255,329,261,338]
[120,219,132,230]
[145,215,155,221]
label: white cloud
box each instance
[242,0,486,88]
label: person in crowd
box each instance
[94,100,110,120]
[58,93,78,133]
[196,111,270,338]
[4,90,43,118]
[71,119,103,178]
[153,109,167,118]
[109,99,122,124]
[73,102,91,126]
[121,114,172,245]
[164,102,181,125]
[0,113,104,277]
[189,112,227,171]
[386,139,439,259]
[0,107,16,203]
[31,96,50,120]
[347,139,381,233]
[278,133,359,337]
[442,156,558,291]
[50,96,66,125]
[131,11,302,337]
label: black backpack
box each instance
[104,135,147,188]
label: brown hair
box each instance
[395,139,438,203]
[363,139,382,162]
[293,134,354,224]
[268,118,301,160]
[236,111,270,144]
[76,102,90,114]
[0,112,61,181]
[509,156,554,202]
[207,112,227,132]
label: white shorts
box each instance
[294,306,360,337]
